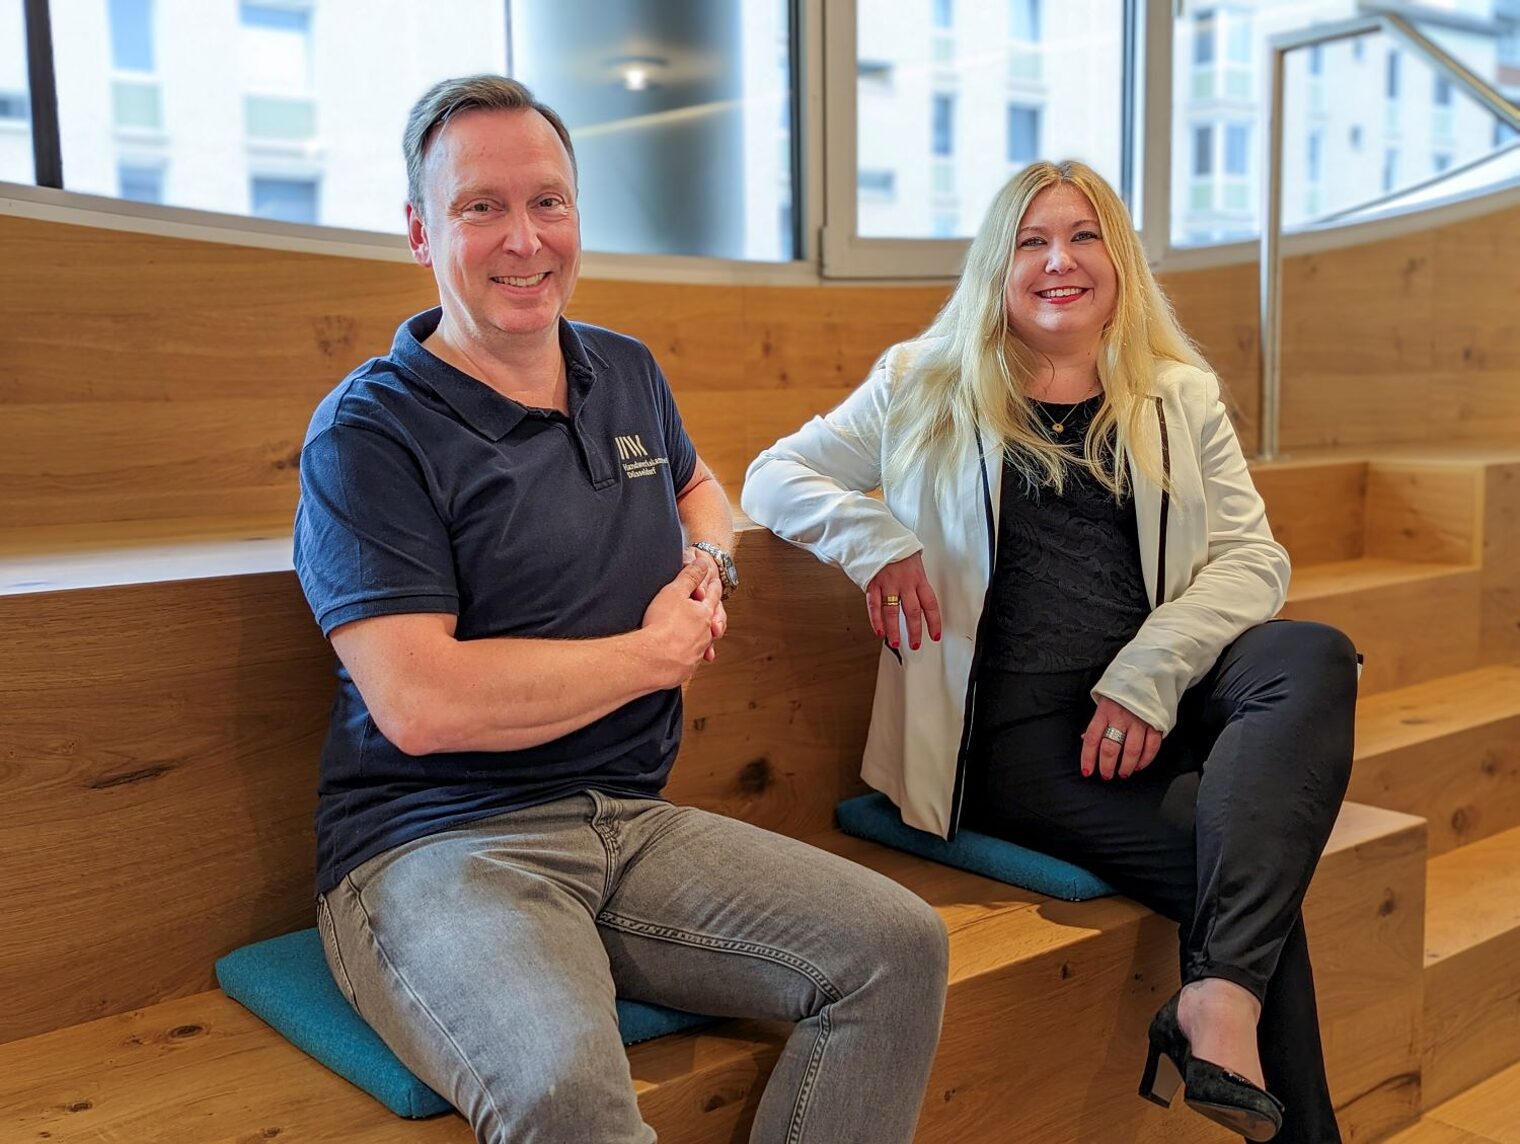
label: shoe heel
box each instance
[1139,1041,1184,1108]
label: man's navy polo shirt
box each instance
[294,308,697,896]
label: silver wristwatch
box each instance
[691,541,739,600]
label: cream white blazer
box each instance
[740,339,1290,839]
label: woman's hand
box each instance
[866,552,942,651]
[1081,696,1162,780]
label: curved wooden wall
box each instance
[2,200,1517,547]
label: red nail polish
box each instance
[911,642,920,650]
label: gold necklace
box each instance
[1035,398,1084,437]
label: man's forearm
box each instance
[341,620,673,757]
[678,467,735,552]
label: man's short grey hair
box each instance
[403,75,577,216]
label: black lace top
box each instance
[981,396,1152,673]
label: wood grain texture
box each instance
[1426,1059,1520,1143]
[0,527,876,1044]
[1282,561,1482,694]
[0,214,947,541]
[0,804,1425,1144]
[1253,460,1368,565]
[9,201,1519,545]
[1352,665,1520,856]
[1364,464,1483,565]
[1423,826,1520,1106]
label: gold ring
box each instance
[883,594,901,607]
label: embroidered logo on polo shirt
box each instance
[613,433,669,480]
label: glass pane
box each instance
[244,94,316,140]
[857,0,1125,240]
[0,0,32,183]
[49,0,797,260]
[1171,1,1520,246]
[109,0,155,72]
[112,78,162,130]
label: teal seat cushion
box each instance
[836,792,1115,902]
[215,927,718,1119]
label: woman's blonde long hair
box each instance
[884,160,1208,497]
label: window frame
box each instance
[821,0,1149,278]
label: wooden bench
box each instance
[0,512,1439,1142]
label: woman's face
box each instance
[1003,183,1118,356]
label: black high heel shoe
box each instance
[1139,991,1285,1142]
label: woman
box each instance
[741,160,1356,1144]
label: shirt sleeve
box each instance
[293,419,459,637]
[649,354,698,491]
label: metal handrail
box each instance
[1257,11,1520,460]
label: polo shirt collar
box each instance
[390,308,607,441]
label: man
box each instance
[293,75,948,1144]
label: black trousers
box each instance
[964,620,1358,1144]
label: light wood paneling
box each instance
[1253,460,1368,565]
[0,802,1426,1144]
[1282,561,1482,694]
[1365,464,1483,565]
[1481,462,1520,665]
[1158,260,1261,453]
[0,527,876,1044]
[0,215,947,542]
[1423,826,1520,1107]
[1353,665,1520,856]
[1426,1059,1520,1144]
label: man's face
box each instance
[407,108,581,346]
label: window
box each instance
[1193,124,1213,176]
[933,0,953,30]
[1007,104,1040,164]
[1194,12,1216,67]
[1433,152,1452,173]
[109,0,155,73]
[0,0,31,184]
[118,162,164,203]
[1433,74,1452,106]
[1173,2,1407,245]
[1224,123,1248,176]
[1009,0,1040,41]
[39,1,798,260]
[1307,130,1323,183]
[1349,124,1363,150]
[240,4,312,93]
[1386,51,1400,99]
[108,0,160,132]
[932,93,954,157]
[1383,148,1400,193]
[251,175,318,223]
[849,0,1125,253]
[858,167,896,196]
[859,59,893,84]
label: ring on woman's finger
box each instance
[1102,725,1127,745]
[883,594,901,606]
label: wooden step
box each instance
[1352,664,1520,856]
[1422,825,1520,1108]
[1281,558,1481,693]
[0,802,1426,1143]
[0,528,875,1045]
[1252,459,1368,566]
[1413,1056,1520,1144]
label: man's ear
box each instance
[406,202,432,268]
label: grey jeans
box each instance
[318,791,949,1143]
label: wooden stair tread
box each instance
[1288,556,1476,601]
[1425,825,1520,967]
[1420,1056,1520,1143]
[0,803,1423,1142]
[1357,664,1520,758]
